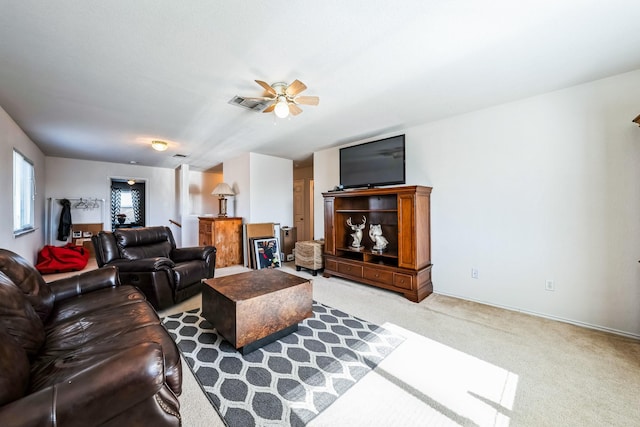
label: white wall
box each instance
[0,107,47,261]
[313,148,339,239]
[46,157,177,230]
[190,170,222,215]
[249,153,293,226]
[223,153,250,219]
[314,70,640,337]
[45,158,220,246]
[224,152,294,226]
[180,169,222,247]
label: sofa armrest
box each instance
[48,266,120,301]
[171,246,215,263]
[107,257,175,272]
[0,343,177,427]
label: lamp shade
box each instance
[212,182,235,196]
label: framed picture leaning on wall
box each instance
[253,237,281,270]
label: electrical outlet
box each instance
[471,268,479,279]
[545,280,555,291]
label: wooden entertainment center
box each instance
[322,185,433,302]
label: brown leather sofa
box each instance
[92,226,216,310]
[0,248,182,427]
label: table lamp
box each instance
[212,183,235,217]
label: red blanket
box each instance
[35,244,90,274]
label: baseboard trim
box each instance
[435,291,640,340]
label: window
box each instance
[110,179,145,228]
[118,190,135,223]
[13,149,35,236]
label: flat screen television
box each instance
[339,134,406,189]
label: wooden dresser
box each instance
[198,217,243,268]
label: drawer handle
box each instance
[375,273,379,278]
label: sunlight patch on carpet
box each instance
[373,322,519,426]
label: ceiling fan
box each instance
[248,79,319,118]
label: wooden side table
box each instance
[198,217,242,267]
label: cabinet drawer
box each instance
[363,267,393,284]
[393,272,413,290]
[337,262,363,278]
[199,223,212,233]
[325,259,337,271]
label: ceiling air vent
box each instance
[173,154,188,158]
[228,95,270,112]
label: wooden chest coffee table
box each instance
[202,269,313,354]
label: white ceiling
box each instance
[1,1,639,171]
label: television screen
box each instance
[339,135,405,189]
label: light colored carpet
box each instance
[158,264,640,427]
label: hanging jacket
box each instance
[57,198,72,241]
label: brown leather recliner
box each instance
[92,226,216,310]
[0,248,182,426]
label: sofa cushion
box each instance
[172,260,207,291]
[0,327,30,405]
[32,285,182,395]
[47,283,145,323]
[0,248,54,322]
[92,231,120,266]
[0,271,45,358]
[115,227,173,260]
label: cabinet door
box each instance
[324,197,335,255]
[199,219,212,246]
[215,219,242,266]
[398,193,416,269]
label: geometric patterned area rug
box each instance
[162,302,405,427]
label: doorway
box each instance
[110,179,146,229]
[293,178,314,242]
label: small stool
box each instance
[295,240,324,276]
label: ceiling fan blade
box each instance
[262,103,276,113]
[294,95,319,106]
[255,80,276,96]
[289,103,303,116]
[285,79,307,97]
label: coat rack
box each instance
[73,198,101,210]
[46,197,106,245]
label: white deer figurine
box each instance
[369,223,389,252]
[346,216,366,248]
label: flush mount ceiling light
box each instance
[151,140,168,151]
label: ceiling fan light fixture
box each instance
[151,140,168,151]
[248,79,318,118]
[274,97,290,118]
